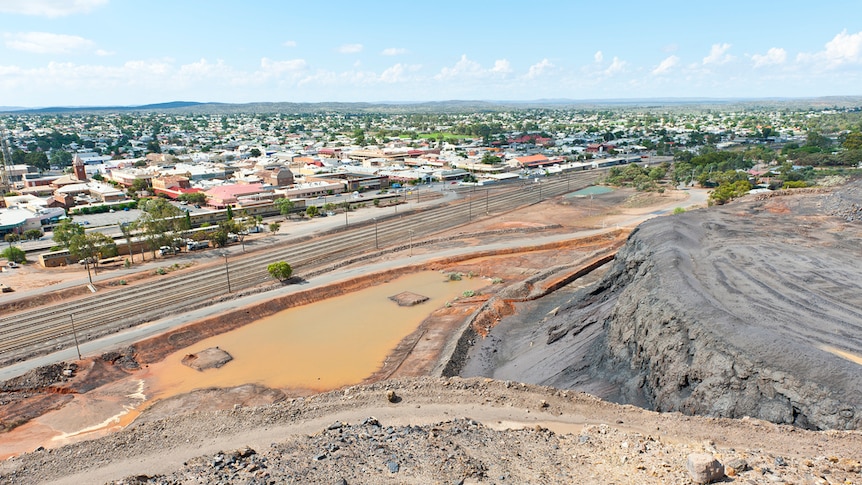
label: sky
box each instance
[1,0,862,107]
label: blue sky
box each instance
[1,0,861,106]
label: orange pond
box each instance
[0,271,484,458]
[142,270,483,399]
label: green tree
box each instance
[53,219,85,249]
[138,198,183,257]
[305,205,319,218]
[4,233,20,246]
[69,232,116,272]
[23,229,43,240]
[276,198,295,220]
[225,205,234,220]
[207,221,232,248]
[178,192,207,205]
[1,246,26,264]
[250,148,262,157]
[353,128,366,146]
[843,131,862,150]
[267,261,293,282]
[481,153,502,165]
[268,222,281,233]
[50,150,73,168]
[25,152,50,171]
[146,140,161,153]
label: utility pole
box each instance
[408,230,414,257]
[373,217,379,250]
[69,315,82,360]
[224,254,231,293]
[0,123,13,194]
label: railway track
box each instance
[0,170,604,365]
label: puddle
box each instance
[143,271,482,398]
[0,271,483,458]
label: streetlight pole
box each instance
[344,206,349,228]
[69,314,82,360]
[224,254,231,293]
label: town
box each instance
[2,102,861,264]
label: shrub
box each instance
[673,207,686,215]
[1,246,26,263]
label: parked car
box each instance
[0,283,13,293]
[6,261,19,268]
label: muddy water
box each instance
[143,271,482,400]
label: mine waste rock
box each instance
[488,185,862,430]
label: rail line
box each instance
[0,170,604,364]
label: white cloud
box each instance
[381,47,406,56]
[283,40,297,48]
[260,57,307,74]
[703,43,734,65]
[797,30,862,68]
[338,43,363,54]
[94,48,114,56]
[380,63,408,83]
[751,47,786,68]
[527,58,554,79]
[0,0,108,17]
[652,55,680,75]
[491,59,512,74]
[4,32,94,54]
[604,56,626,76]
[594,50,603,63]
[435,54,484,80]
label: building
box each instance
[204,183,268,208]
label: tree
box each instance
[53,219,85,249]
[843,131,862,150]
[4,233,20,246]
[268,222,281,233]
[353,128,366,146]
[138,198,183,257]
[129,178,151,197]
[305,205,319,218]
[25,152,50,172]
[267,261,293,282]
[69,232,116,272]
[146,140,161,154]
[178,192,207,205]
[250,148,262,157]
[23,229,42,241]
[207,222,232,248]
[225,205,234,220]
[276,198,295,220]
[481,153,502,165]
[118,221,137,264]
[1,246,26,264]
[50,150,73,168]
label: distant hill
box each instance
[2,97,861,115]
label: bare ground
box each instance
[4,187,861,484]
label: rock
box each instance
[386,460,399,473]
[386,390,398,403]
[725,458,748,476]
[181,347,233,371]
[686,453,724,484]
